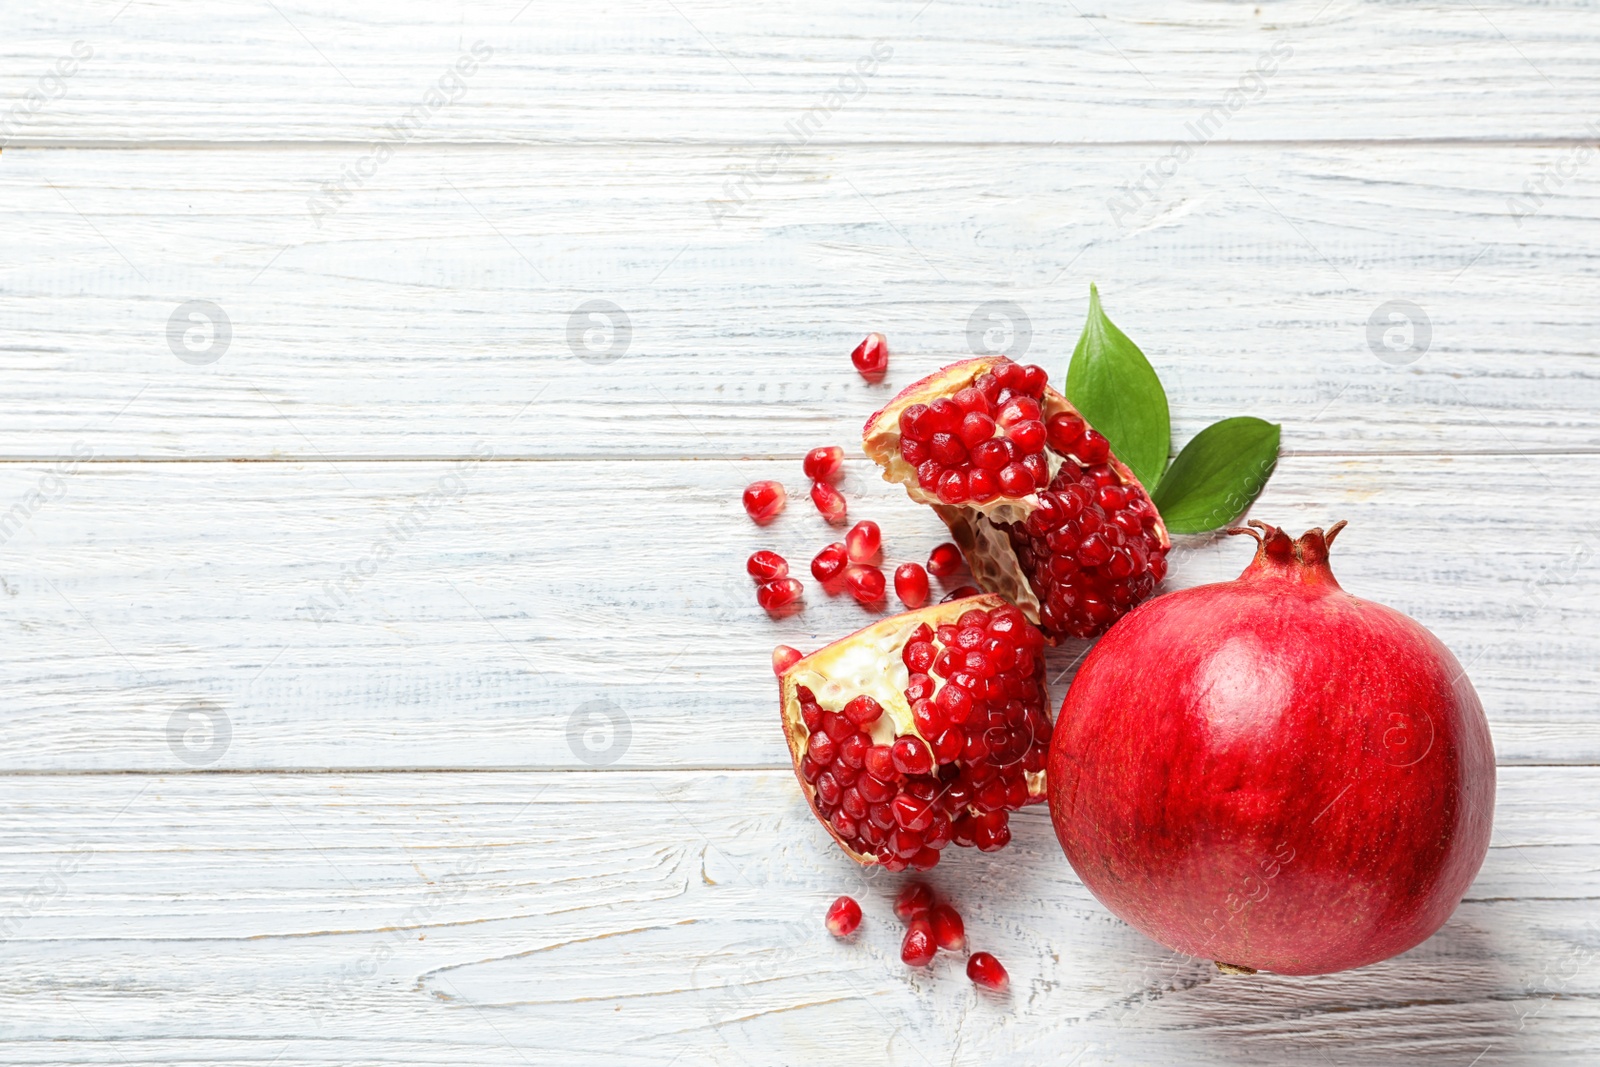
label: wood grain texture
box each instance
[3,0,1600,144]
[0,769,1594,1065]
[0,455,1591,771]
[0,144,1597,459]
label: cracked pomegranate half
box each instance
[778,594,1050,871]
[863,356,1170,640]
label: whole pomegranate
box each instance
[863,356,1169,640]
[1049,522,1495,975]
[778,595,1052,871]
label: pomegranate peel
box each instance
[779,594,1050,870]
[863,356,1170,640]
[1049,521,1496,976]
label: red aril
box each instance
[747,550,788,581]
[778,595,1050,871]
[931,903,965,951]
[941,585,979,603]
[927,542,964,577]
[756,578,803,612]
[851,333,889,382]
[863,357,1169,639]
[812,543,849,582]
[742,480,787,525]
[894,563,929,608]
[893,882,934,923]
[902,919,936,967]
[772,645,803,676]
[825,895,862,937]
[967,951,1008,990]
[804,446,845,483]
[843,564,885,604]
[1049,522,1495,975]
[846,521,881,563]
[811,481,848,525]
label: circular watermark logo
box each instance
[1368,706,1434,768]
[567,699,632,766]
[1366,299,1430,365]
[166,703,232,766]
[966,301,1032,360]
[167,300,232,365]
[566,300,632,365]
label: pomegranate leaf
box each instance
[1150,416,1281,534]
[1066,285,1171,490]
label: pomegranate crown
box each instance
[1228,520,1347,585]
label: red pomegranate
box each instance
[863,356,1169,640]
[1049,522,1495,975]
[778,595,1051,871]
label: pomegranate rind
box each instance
[862,356,1170,637]
[778,593,1047,867]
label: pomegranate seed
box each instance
[844,564,885,604]
[927,542,964,577]
[894,883,935,923]
[772,644,802,676]
[846,521,881,563]
[843,694,883,727]
[851,333,889,382]
[825,895,862,938]
[890,736,933,776]
[804,445,845,483]
[1047,411,1085,453]
[811,481,848,525]
[756,578,803,611]
[901,919,936,967]
[966,951,1008,991]
[931,903,965,950]
[1007,419,1046,453]
[747,550,788,581]
[812,542,849,582]
[908,846,941,871]
[894,563,929,608]
[941,585,980,603]
[742,481,786,525]
[1077,428,1110,464]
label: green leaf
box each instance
[1151,417,1281,534]
[1065,284,1171,489]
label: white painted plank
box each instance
[0,768,1593,1064]
[0,144,1597,459]
[0,455,1592,771]
[3,1,1600,144]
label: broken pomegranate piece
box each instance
[778,594,1050,871]
[863,356,1170,640]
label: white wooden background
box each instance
[1,1,1597,1063]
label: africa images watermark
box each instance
[1107,40,1293,227]
[706,40,894,223]
[0,443,93,548]
[1507,120,1600,228]
[0,40,94,147]
[301,442,494,625]
[306,41,494,227]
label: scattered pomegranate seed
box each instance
[804,446,845,483]
[825,895,862,938]
[967,951,1008,991]
[812,542,849,582]
[901,918,936,967]
[927,542,964,577]
[743,481,787,525]
[894,562,929,608]
[757,578,803,611]
[894,883,935,924]
[747,550,788,581]
[846,521,881,563]
[772,645,802,676]
[811,481,848,525]
[844,564,885,604]
[941,585,980,603]
[931,903,965,951]
[851,333,889,382]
